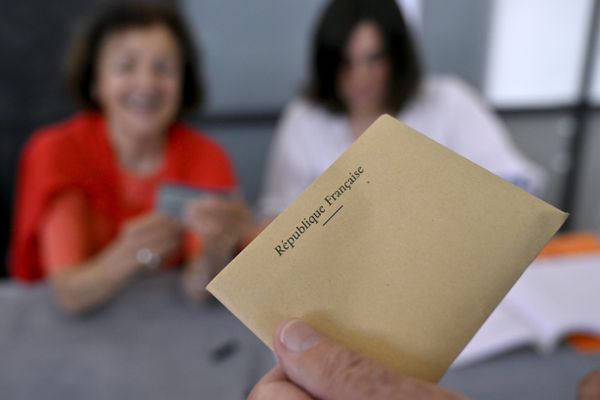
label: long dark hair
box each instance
[306,0,422,114]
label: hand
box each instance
[116,213,182,272]
[249,319,465,400]
[185,196,251,261]
[578,370,600,400]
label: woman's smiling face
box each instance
[95,24,182,139]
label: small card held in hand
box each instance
[156,184,235,221]
[207,115,567,382]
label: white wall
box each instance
[483,0,593,108]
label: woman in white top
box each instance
[259,0,545,219]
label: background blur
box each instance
[1,0,599,278]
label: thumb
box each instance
[273,319,464,400]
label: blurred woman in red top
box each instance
[10,2,250,314]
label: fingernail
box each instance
[279,319,322,352]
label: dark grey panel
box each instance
[499,112,573,208]
[0,1,97,277]
[200,122,277,207]
[574,111,600,230]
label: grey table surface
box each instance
[0,272,275,400]
[442,343,600,399]
[0,272,598,400]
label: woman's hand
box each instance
[578,370,600,400]
[185,196,251,262]
[181,196,251,301]
[50,213,182,315]
[115,212,182,273]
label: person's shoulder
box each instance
[282,97,336,125]
[406,75,483,114]
[285,97,324,115]
[418,75,474,99]
[24,113,97,156]
[425,75,482,103]
[171,122,230,163]
[172,123,220,149]
[276,97,340,145]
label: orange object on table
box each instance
[539,232,600,353]
[538,231,600,258]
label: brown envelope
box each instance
[207,115,567,382]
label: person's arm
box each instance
[49,240,145,315]
[578,370,600,400]
[249,319,466,400]
[443,78,547,196]
[41,192,181,314]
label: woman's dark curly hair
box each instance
[66,1,203,114]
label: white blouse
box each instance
[258,75,546,218]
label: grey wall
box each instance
[181,0,495,114]
[180,0,325,115]
[499,112,573,208]
[421,0,494,90]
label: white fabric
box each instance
[397,0,422,36]
[258,75,546,218]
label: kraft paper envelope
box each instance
[207,115,567,382]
